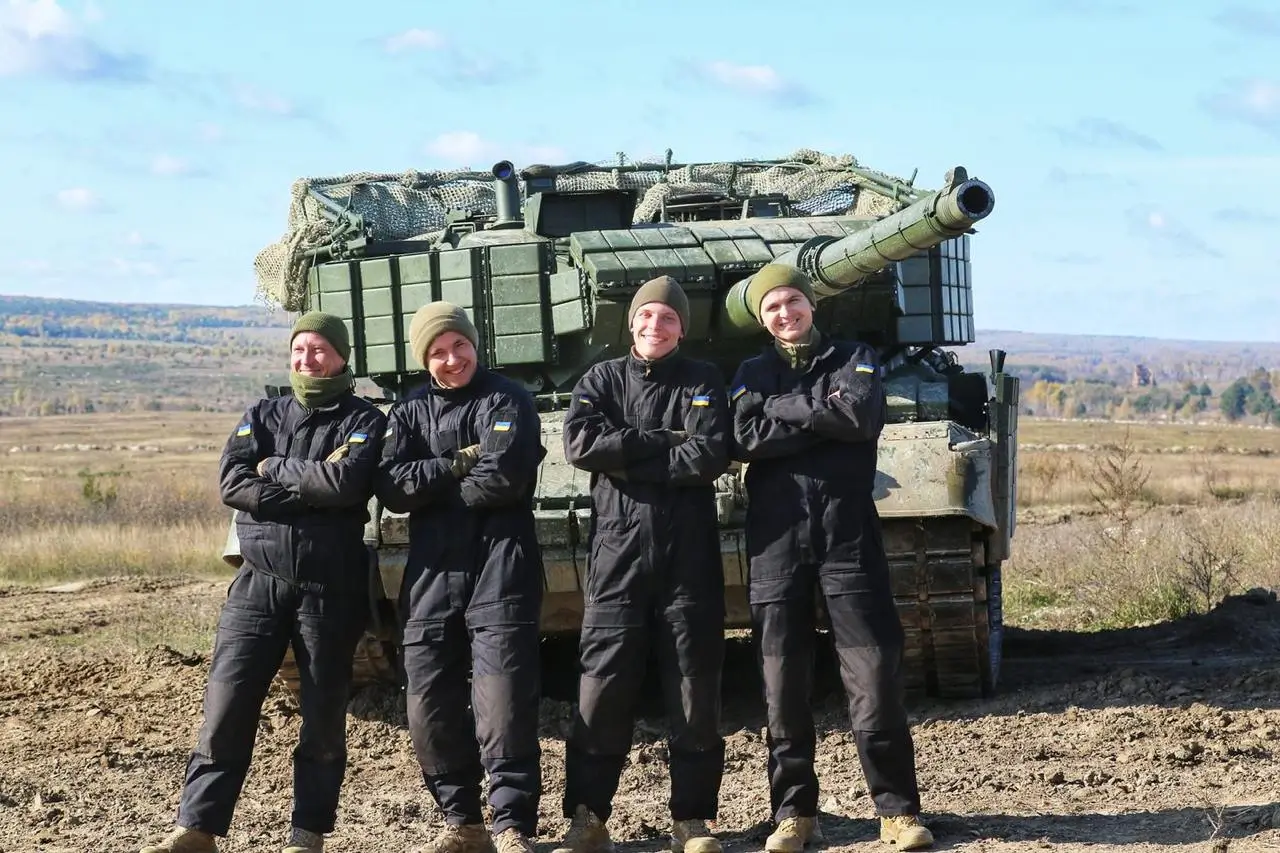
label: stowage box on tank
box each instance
[233,150,1019,701]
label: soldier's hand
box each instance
[324,443,351,463]
[665,430,689,447]
[255,458,270,477]
[450,444,482,477]
[736,390,766,415]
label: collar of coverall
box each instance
[627,345,682,379]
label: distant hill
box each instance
[0,294,1275,419]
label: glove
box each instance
[665,430,688,447]
[735,390,766,415]
[450,444,482,477]
[324,443,351,463]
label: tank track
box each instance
[883,515,1002,699]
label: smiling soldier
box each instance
[140,311,386,853]
[376,302,546,853]
[553,275,731,853]
[729,264,933,851]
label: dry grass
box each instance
[1,412,1276,636]
[0,413,234,584]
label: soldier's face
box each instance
[760,286,813,344]
[631,301,682,360]
[290,331,346,377]
[427,331,478,388]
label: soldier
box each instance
[140,312,386,853]
[728,264,934,852]
[376,302,545,853]
[554,276,730,853]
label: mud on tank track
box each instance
[1,578,1279,852]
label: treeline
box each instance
[0,295,289,344]
[1022,368,1280,423]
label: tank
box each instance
[232,150,1019,701]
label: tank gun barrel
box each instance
[722,167,994,333]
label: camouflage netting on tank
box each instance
[253,149,912,311]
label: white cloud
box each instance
[691,60,815,106]
[150,154,191,176]
[0,0,145,81]
[1147,211,1165,229]
[1203,78,1280,135]
[198,122,225,142]
[109,257,161,277]
[702,61,787,95]
[233,83,294,116]
[55,186,101,211]
[384,28,446,53]
[423,132,564,167]
[125,231,156,248]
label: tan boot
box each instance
[282,826,324,853]
[765,816,821,853]
[417,824,498,853]
[494,828,536,853]
[671,819,721,853]
[552,805,614,853]
[140,826,218,853]
[879,815,933,850]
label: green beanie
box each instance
[409,301,480,368]
[627,275,690,334]
[744,264,817,322]
[291,311,351,363]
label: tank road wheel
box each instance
[885,517,1002,700]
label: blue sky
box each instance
[1,0,1277,342]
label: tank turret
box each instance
[240,150,1019,702]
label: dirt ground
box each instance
[1,579,1278,853]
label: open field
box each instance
[0,413,1278,851]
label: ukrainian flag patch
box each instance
[348,432,368,444]
[493,421,512,432]
[691,395,711,407]
[731,386,748,401]
[235,424,251,437]
[855,363,876,374]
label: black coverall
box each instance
[561,352,730,822]
[729,338,921,820]
[376,368,545,838]
[180,391,385,837]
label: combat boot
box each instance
[282,826,324,852]
[879,815,933,850]
[494,827,536,853]
[764,816,821,853]
[671,819,721,853]
[416,823,498,853]
[552,805,614,853]
[139,826,218,853]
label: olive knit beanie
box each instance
[291,311,351,363]
[744,264,817,322]
[627,275,690,333]
[409,302,480,368]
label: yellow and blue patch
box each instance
[731,385,748,401]
[691,395,711,407]
[348,432,368,444]
[235,424,251,437]
[493,420,512,432]
[855,363,876,374]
